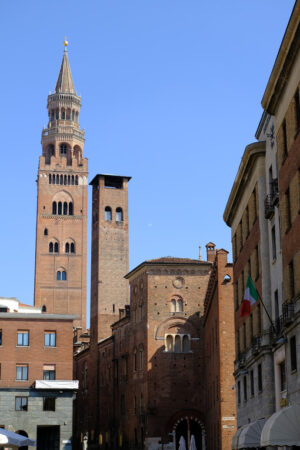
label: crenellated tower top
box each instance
[41,42,86,168]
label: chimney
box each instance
[198,246,202,261]
[206,242,216,262]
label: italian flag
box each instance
[240,276,259,317]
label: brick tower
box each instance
[34,43,88,329]
[90,174,130,342]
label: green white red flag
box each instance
[240,276,259,317]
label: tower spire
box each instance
[55,41,76,94]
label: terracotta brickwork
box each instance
[276,84,300,301]
[34,49,88,329]
[75,247,236,450]
[204,250,236,450]
[90,174,130,343]
[0,314,74,387]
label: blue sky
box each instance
[0,0,295,323]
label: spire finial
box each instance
[64,37,68,51]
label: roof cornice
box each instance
[223,141,266,227]
[262,1,300,114]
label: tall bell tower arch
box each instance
[34,42,88,329]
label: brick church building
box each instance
[32,44,236,449]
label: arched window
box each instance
[61,109,66,120]
[56,174,59,184]
[71,175,74,185]
[116,207,123,222]
[49,242,53,253]
[170,300,176,312]
[182,335,190,353]
[60,144,67,155]
[52,202,57,215]
[69,202,73,215]
[58,202,62,215]
[56,270,67,281]
[75,175,78,185]
[63,202,68,215]
[49,174,52,184]
[64,175,67,185]
[68,175,70,185]
[133,349,137,372]
[54,242,59,253]
[44,228,48,236]
[170,297,184,313]
[71,243,75,253]
[55,109,59,120]
[52,174,55,184]
[177,299,183,312]
[139,345,144,370]
[42,305,47,312]
[166,335,173,352]
[60,175,63,185]
[174,335,181,353]
[65,243,70,253]
[105,207,112,221]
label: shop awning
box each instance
[261,404,300,447]
[232,425,247,450]
[0,428,36,447]
[238,418,265,448]
[34,380,79,390]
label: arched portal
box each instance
[15,430,28,450]
[171,414,206,450]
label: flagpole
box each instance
[256,289,276,335]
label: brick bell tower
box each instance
[90,174,130,342]
[34,42,88,329]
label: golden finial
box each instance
[64,38,68,48]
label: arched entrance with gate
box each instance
[168,411,206,450]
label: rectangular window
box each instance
[121,395,125,415]
[288,260,295,299]
[15,396,28,411]
[247,259,251,279]
[257,304,262,335]
[43,397,56,411]
[290,336,297,372]
[243,376,247,402]
[271,225,276,260]
[274,290,279,321]
[0,329,2,345]
[243,323,246,350]
[280,360,286,391]
[285,188,292,231]
[250,314,253,340]
[17,331,29,347]
[255,245,259,280]
[43,364,55,380]
[234,282,239,311]
[295,90,300,131]
[258,363,262,392]
[44,331,56,347]
[246,206,250,237]
[283,119,288,157]
[250,370,254,396]
[16,365,28,381]
[253,188,257,222]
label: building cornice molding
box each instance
[223,141,266,226]
[262,2,300,114]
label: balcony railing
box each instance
[265,179,279,219]
[271,302,295,340]
[264,195,275,219]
